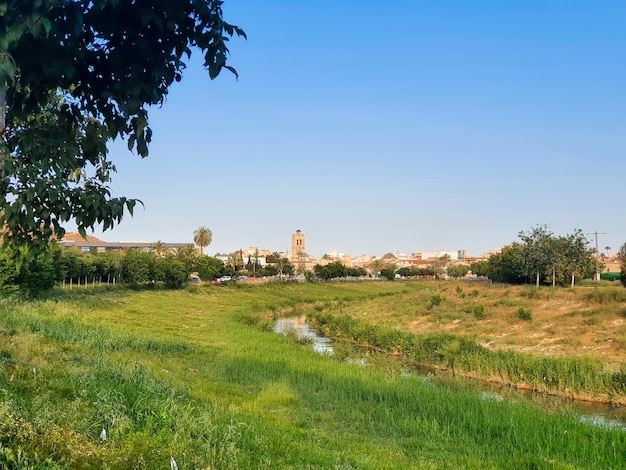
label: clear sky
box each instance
[91,1,626,258]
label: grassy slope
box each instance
[329,282,626,367]
[0,281,624,469]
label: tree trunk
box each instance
[0,82,6,174]
[552,266,555,288]
[0,82,5,136]
[536,271,540,287]
[571,273,575,289]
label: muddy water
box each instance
[274,315,626,429]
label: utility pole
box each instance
[586,231,606,256]
[586,231,606,281]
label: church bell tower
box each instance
[291,229,305,261]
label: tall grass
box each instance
[309,312,625,401]
[0,299,191,354]
[0,282,624,468]
[584,287,626,304]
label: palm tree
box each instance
[152,240,167,257]
[176,244,199,273]
[193,226,212,256]
[227,251,243,275]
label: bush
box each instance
[428,294,445,309]
[1,247,62,297]
[162,260,188,289]
[0,251,19,297]
[380,267,396,281]
[517,308,532,321]
[472,304,485,319]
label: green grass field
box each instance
[0,281,625,469]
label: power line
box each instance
[585,231,606,256]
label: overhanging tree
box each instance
[0,0,245,254]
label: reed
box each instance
[309,312,625,400]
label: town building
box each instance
[289,229,319,273]
[58,232,188,253]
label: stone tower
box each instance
[291,229,305,261]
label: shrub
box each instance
[428,294,445,309]
[162,259,188,289]
[380,267,396,281]
[612,367,626,388]
[517,307,532,321]
[472,304,485,319]
[520,287,538,299]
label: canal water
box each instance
[274,315,626,429]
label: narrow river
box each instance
[274,315,626,429]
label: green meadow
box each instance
[0,281,625,469]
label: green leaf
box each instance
[223,65,238,80]
[40,17,52,36]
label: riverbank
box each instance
[285,281,626,404]
[0,282,624,468]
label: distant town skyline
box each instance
[79,1,622,259]
[83,226,614,262]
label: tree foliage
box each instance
[618,243,626,288]
[314,262,366,280]
[430,255,451,280]
[396,266,436,278]
[469,260,489,277]
[265,252,293,277]
[487,243,527,284]
[518,225,553,287]
[0,0,245,254]
[120,249,155,285]
[0,243,62,296]
[379,267,396,281]
[488,226,596,286]
[193,226,213,256]
[226,251,243,275]
[0,243,228,293]
[447,264,469,279]
[195,255,225,281]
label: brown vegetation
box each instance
[337,281,626,372]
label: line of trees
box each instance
[0,242,302,296]
[313,261,367,280]
[482,226,597,287]
[396,266,436,278]
[0,244,224,295]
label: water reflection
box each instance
[274,315,333,355]
[436,373,626,429]
[274,315,626,428]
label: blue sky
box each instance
[93,1,626,258]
